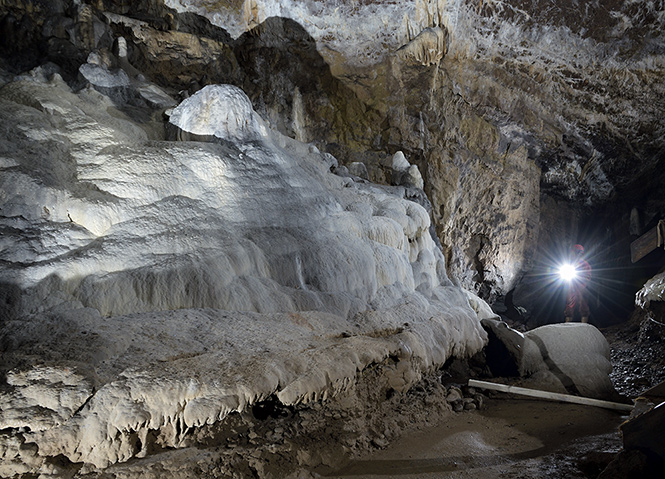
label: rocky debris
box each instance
[605,309,665,399]
[595,311,665,479]
[443,384,486,413]
[599,449,663,479]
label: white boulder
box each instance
[169,84,268,141]
[481,319,618,400]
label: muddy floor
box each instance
[326,399,625,479]
[321,317,664,479]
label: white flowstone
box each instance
[0,72,488,475]
[636,272,665,309]
[169,84,268,141]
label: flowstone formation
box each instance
[0,67,489,476]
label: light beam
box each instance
[558,263,578,282]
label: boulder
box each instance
[168,84,268,142]
[481,319,618,400]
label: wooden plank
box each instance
[631,224,660,263]
[641,380,665,401]
[468,379,634,412]
[621,402,665,461]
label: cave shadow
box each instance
[231,16,381,155]
[0,280,21,326]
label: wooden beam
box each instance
[630,222,663,263]
[621,402,665,461]
[468,379,634,412]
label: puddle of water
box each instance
[327,399,625,478]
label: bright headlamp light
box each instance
[558,263,578,282]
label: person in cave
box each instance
[564,244,592,323]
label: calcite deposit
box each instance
[0,65,488,476]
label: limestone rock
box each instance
[445,388,462,403]
[522,323,617,400]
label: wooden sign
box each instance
[631,221,664,263]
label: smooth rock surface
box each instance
[481,319,618,400]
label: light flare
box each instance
[558,263,578,282]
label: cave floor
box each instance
[324,319,665,479]
[326,398,624,479]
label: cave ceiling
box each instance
[2,1,663,208]
[148,0,665,206]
